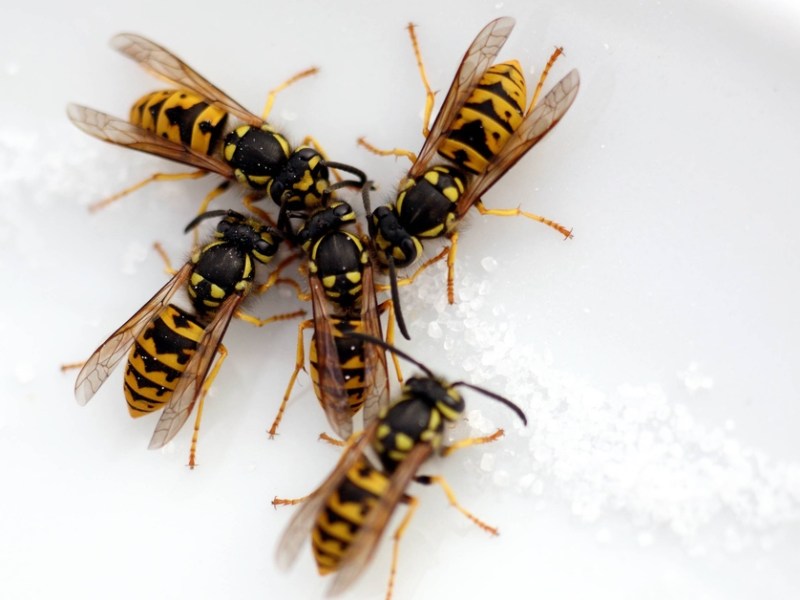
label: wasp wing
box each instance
[455,68,580,218]
[147,293,241,449]
[67,104,234,178]
[409,17,515,179]
[275,420,380,572]
[111,33,262,127]
[74,262,193,406]
[359,263,390,427]
[328,442,434,597]
[309,276,354,441]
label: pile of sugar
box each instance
[405,257,800,552]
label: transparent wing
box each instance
[409,17,515,178]
[111,33,262,127]
[148,293,241,449]
[67,104,234,177]
[74,262,193,406]
[455,68,580,218]
[275,420,380,572]
[328,442,434,596]
[359,263,390,426]
[310,276,353,441]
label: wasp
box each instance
[360,17,580,303]
[267,185,408,440]
[74,210,302,467]
[68,33,367,215]
[273,334,527,598]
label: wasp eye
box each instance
[255,238,276,257]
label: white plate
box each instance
[2,0,799,598]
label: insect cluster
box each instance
[68,16,579,599]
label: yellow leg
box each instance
[187,343,227,469]
[421,474,499,535]
[527,46,564,115]
[386,496,419,600]
[356,136,417,165]
[474,199,573,239]
[377,300,403,383]
[442,428,504,456]
[153,241,177,276]
[268,319,314,437]
[376,246,449,292]
[242,193,275,225]
[60,360,85,372]
[272,492,311,508]
[256,253,306,295]
[446,231,459,305]
[261,66,319,121]
[318,432,346,447]
[234,308,305,328]
[192,181,233,248]
[406,22,436,138]
[88,169,208,213]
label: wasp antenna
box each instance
[360,180,374,215]
[387,256,411,340]
[322,161,368,188]
[452,381,527,426]
[183,209,235,234]
[346,332,434,378]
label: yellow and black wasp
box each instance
[267,186,407,440]
[360,17,580,303]
[74,210,301,467]
[273,334,527,598]
[68,33,366,215]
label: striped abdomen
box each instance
[123,304,205,417]
[311,456,391,574]
[130,89,228,156]
[309,318,368,415]
[439,60,526,174]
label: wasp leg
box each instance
[377,300,403,383]
[254,253,306,299]
[386,495,419,600]
[152,241,178,275]
[187,342,227,469]
[356,137,417,165]
[261,66,319,121]
[88,169,208,213]
[269,319,314,437]
[474,199,573,239]
[416,474,499,535]
[446,230,459,305]
[527,46,564,115]
[376,246,449,292]
[318,432,346,447]
[441,428,505,456]
[60,360,85,372]
[406,22,436,138]
[234,308,305,328]
[271,493,312,508]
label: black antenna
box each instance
[360,184,410,340]
[321,161,368,189]
[452,381,527,426]
[348,332,526,425]
[183,209,236,234]
[346,332,434,378]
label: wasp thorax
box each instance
[268,146,330,211]
[297,202,357,251]
[216,214,279,264]
[396,166,464,239]
[223,125,291,189]
[404,376,465,421]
